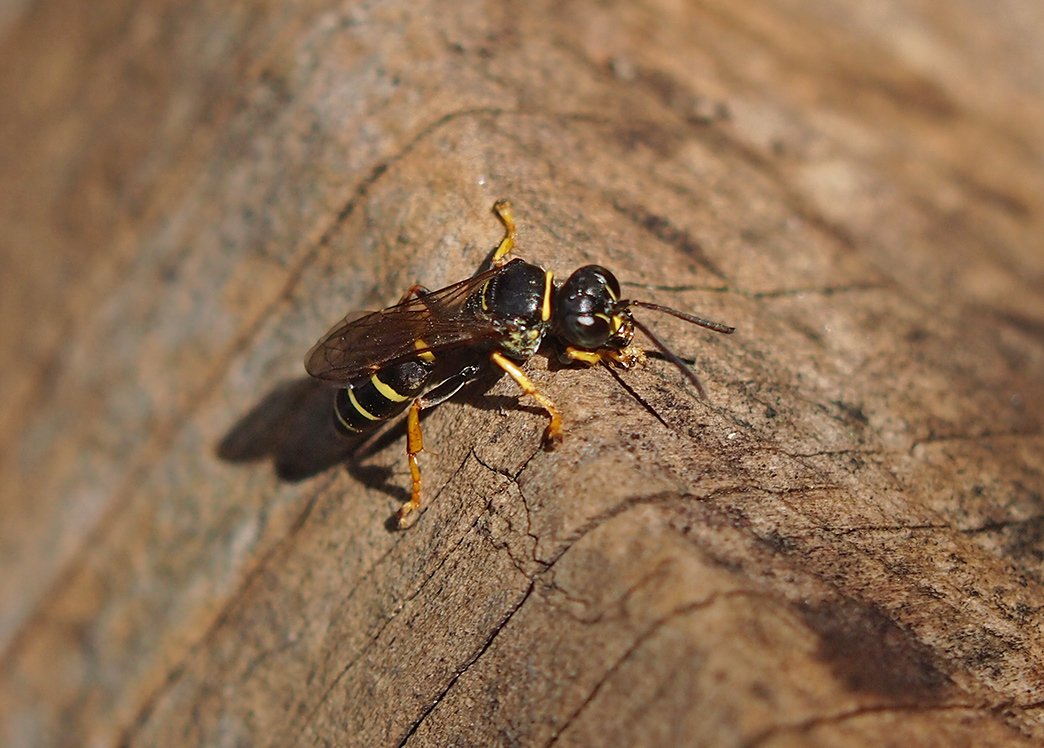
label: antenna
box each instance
[621,300,734,399]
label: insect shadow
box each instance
[216,378,358,482]
[215,370,543,497]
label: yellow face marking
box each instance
[414,338,436,363]
[541,270,554,322]
[371,373,410,403]
[347,387,380,421]
[591,312,625,334]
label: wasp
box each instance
[306,200,734,527]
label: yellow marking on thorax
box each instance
[480,280,491,312]
[371,373,410,402]
[347,387,381,420]
[541,270,554,322]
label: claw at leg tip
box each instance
[396,500,421,529]
[543,421,564,449]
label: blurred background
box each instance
[1,1,1042,746]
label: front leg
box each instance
[488,199,517,268]
[561,345,646,369]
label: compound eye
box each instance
[594,266,621,300]
[570,265,620,300]
[563,312,612,348]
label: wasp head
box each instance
[554,265,634,351]
[554,264,736,398]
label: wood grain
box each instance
[1,1,1042,746]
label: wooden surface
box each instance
[1,1,1042,745]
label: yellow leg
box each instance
[395,398,425,528]
[562,345,645,369]
[604,345,645,369]
[490,199,517,266]
[562,346,603,365]
[490,351,563,446]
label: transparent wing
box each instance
[304,265,506,383]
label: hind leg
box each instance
[394,398,426,529]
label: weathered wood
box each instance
[1,1,1042,746]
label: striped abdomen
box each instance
[334,358,434,434]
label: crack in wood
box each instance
[961,515,1044,536]
[610,197,726,280]
[810,515,1044,540]
[396,581,537,747]
[545,590,765,746]
[621,280,887,300]
[283,452,480,747]
[543,558,675,627]
[122,443,481,745]
[471,446,547,567]
[908,429,1042,454]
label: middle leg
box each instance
[490,351,563,446]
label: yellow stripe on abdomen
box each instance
[347,386,381,421]
[371,372,411,402]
